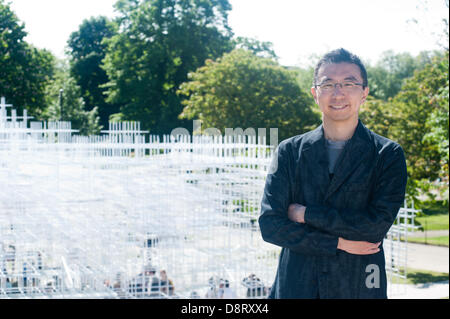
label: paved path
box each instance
[386,240,449,299]
[406,242,449,273]
[389,281,449,299]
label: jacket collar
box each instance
[302,119,371,150]
[301,120,373,200]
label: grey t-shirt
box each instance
[326,139,348,175]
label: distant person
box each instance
[205,286,217,298]
[242,274,266,297]
[112,272,127,298]
[205,276,219,298]
[146,266,161,297]
[128,265,160,297]
[189,291,201,299]
[219,279,237,299]
[159,270,174,296]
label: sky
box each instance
[8,0,449,67]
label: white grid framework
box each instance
[385,200,421,296]
[0,97,416,299]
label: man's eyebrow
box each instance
[318,77,333,83]
[318,76,361,84]
[344,76,359,82]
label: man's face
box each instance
[311,62,369,124]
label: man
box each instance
[218,279,237,299]
[259,48,407,299]
[159,269,175,296]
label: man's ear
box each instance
[362,86,369,103]
[311,87,318,104]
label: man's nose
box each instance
[332,85,346,96]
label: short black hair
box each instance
[313,48,368,88]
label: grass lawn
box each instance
[407,236,449,247]
[414,200,449,231]
[406,200,449,246]
[390,268,449,285]
[415,214,449,231]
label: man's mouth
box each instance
[330,105,349,110]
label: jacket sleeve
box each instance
[304,144,408,243]
[259,141,339,256]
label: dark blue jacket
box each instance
[259,120,407,298]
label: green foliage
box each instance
[359,96,397,138]
[362,50,449,200]
[366,50,433,101]
[43,60,101,136]
[67,16,119,129]
[418,199,449,216]
[232,36,277,60]
[0,0,55,117]
[423,53,449,198]
[102,0,234,134]
[291,64,320,119]
[391,52,448,190]
[178,49,320,141]
[295,66,314,94]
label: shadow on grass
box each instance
[419,200,449,216]
[407,270,449,285]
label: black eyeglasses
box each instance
[315,81,364,93]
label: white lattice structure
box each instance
[0,97,416,299]
[384,200,421,296]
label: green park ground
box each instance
[408,200,449,247]
[398,200,449,295]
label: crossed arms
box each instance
[258,142,407,256]
[288,204,380,255]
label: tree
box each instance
[102,0,234,134]
[394,54,447,175]
[422,51,449,200]
[359,96,398,139]
[0,0,54,117]
[43,60,101,136]
[295,66,314,93]
[365,52,447,199]
[232,36,277,60]
[67,16,118,130]
[366,51,423,101]
[361,50,448,200]
[178,49,320,141]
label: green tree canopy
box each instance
[361,51,449,199]
[391,52,448,182]
[366,51,432,101]
[232,36,277,60]
[0,0,54,117]
[43,60,100,136]
[102,0,234,134]
[359,96,398,139]
[67,16,118,129]
[178,49,320,141]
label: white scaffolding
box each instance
[0,97,416,299]
[385,200,421,296]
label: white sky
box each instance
[9,0,449,67]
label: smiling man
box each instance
[259,48,407,298]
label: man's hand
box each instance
[288,203,306,223]
[337,237,381,255]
